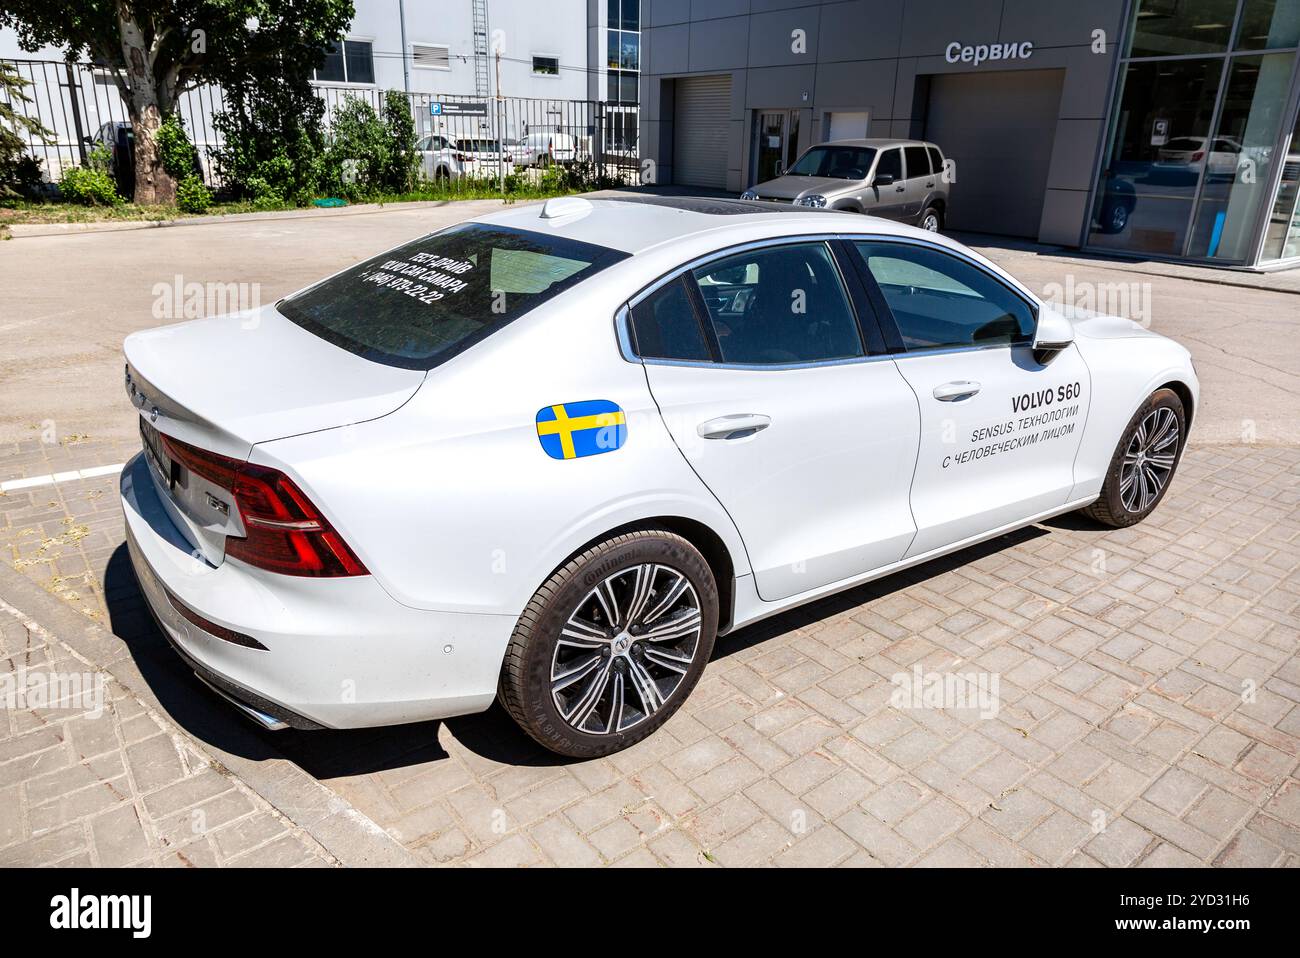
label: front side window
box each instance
[690,243,863,365]
[875,148,902,182]
[279,224,627,369]
[855,242,1035,351]
[787,146,876,180]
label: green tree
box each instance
[0,59,51,196]
[0,0,353,205]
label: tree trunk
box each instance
[118,11,175,205]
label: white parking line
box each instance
[0,463,125,494]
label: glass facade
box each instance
[606,0,640,154]
[607,0,640,105]
[1090,0,1300,267]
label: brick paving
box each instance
[0,597,334,867]
[1,439,1297,866]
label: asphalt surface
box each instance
[0,198,1297,449]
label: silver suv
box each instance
[740,138,949,231]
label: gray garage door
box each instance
[924,70,1064,238]
[674,76,732,189]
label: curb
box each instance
[0,559,420,867]
[3,197,515,238]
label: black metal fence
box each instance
[1,58,641,197]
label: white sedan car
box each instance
[121,196,1197,757]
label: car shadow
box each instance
[104,523,1057,778]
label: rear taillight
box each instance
[1191,150,1205,162]
[454,151,471,162]
[162,436,368,578]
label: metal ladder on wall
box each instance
[471,0,490,98]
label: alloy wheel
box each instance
[1120,406,1179,513]
[550,564,702,735]
[922,213,940,231]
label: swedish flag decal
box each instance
[536,400,627,460]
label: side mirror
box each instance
[873,172,895,187]
[1032,307,1074,363]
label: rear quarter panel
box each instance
[253,266,751,617]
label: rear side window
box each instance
[278,224,627,369]
[904,146,931,178]
[630,278,711,361]
[855,241,1035,351]
[927,146,944,176]
[690,243,863,365]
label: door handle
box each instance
[895,184,906,192]
[697,414,771,440]
[926,181,936,188]
[932,380,981,401]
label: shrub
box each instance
[380,89,418,192]
[156,113,200,180]
[213,77,327,205]
[59,147,120,205]
[322,92,421,200]
[175,174,212,213]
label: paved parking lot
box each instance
[1,200,1297,866]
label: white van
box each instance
[518,131,576,167]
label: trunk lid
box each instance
[124,303,425,459]
[124,304,425,564]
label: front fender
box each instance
[1068,335,1198,500]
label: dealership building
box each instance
[639,0,1300,270]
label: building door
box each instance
[752,110,800,182]
[924,69,1065,237]
[673,75,732,188]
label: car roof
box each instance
[468,194,930,255]
[814,138,935,149]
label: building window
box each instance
[608,0,639,31]
[606,0,639,104]
[605,109,638,153]
[608,70,638,104]
[412,44,451,71]
[1089,0,1300,265]
[532,55,560,76]
[314,39,375,84]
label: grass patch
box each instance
[0,198,290,225]
[0,174,626,225]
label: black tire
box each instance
[919,205,943,232]
[1083,387,1186,528]
[499,528,718,758]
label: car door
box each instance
[867,147,909,221]
[849,238,1091,558]
[903,145,934,222]
[627,239,920,602]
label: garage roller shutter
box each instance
[674,76,731,188]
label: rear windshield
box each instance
[787,146,877,179]
[277,223,627,369]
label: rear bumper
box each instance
[120,453,514,729]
